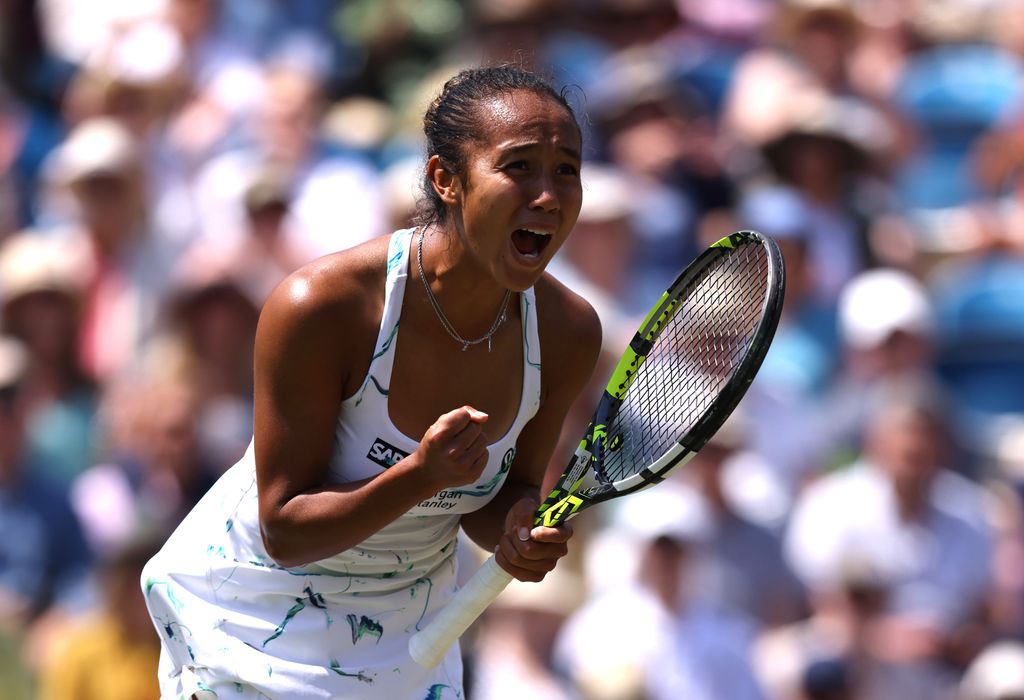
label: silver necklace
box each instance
[416,229,512,352]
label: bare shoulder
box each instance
[256,236,391,391]
[533,273,603,390]
[263,237,388,320]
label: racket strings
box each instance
[599,244,769,483]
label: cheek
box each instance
[566,192,583,222]
[560,179,583,215]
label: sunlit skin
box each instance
[425,90,584,302]
[253,88,601,583]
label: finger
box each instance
[462,405,489,424]
[452,440,489,474]
[506,495,540,527]
[500,531,569,563]
[495,543,557,583]
[469,449,490,478]
[446,411,491,447]
[446,422,487,461]
[528,523,574,544]
[460,424,489,455]
[435,406,488,437]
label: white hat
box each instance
[579,163,635,224]
[52,117,139,184]
[961,641,1024,700]
[85,19,185,87]
[838,268,934,349]
[612,486,711,544]
[0,231,90,306]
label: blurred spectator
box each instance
[321,94,399,168]
[0,231,97,486]
[822,267,940,464]
[753,562,894,700]
[572,0,681,52]
[587,46,734,305]
[41,117,176,383]
[62,17,189,141]
[331,0,467,103]
[58,15,203,259]
[742,184,839,382]
[677,415,808,628]
[984,472,1024,642]
[757,93,894,303]
[0,334,92,631]
[738,184,841,496]
[36,529,163,700]
[219,165,311,304]
[160,0,265,151]
[927,248,1024,456]
[0,0,76,229]
[191,63,385,259]
[556,490,766,700]
[152,245,261,468]
[890,41,1023,211]
[0,89,26,240]
[70,375,217,558]
[768,0,867,95]
[552,162,640,309]
[784,382,994,700]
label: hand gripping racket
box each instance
[409,229,785,668]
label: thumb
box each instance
[463,405,489,423]
[507,495,539,541]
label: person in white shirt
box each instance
[783,380,993,700]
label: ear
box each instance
[426,154,462,208]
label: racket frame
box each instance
[409,229,785,667]
[535,230,785,526]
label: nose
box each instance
[528,171,560,213]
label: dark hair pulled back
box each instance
[415,65,581,228]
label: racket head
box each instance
[537,230,785,526]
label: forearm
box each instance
[260,457,438,567]
[459,479,540,552]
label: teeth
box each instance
[521,228,551,236]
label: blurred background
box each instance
[4,0,1024,698]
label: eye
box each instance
[558,162,580,176]
[504,160,530,172]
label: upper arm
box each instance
[509,278,603,492]
[252,257,372,520]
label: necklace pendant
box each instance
[462,342,469,352]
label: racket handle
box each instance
[409,555,513,668]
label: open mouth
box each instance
[511,228,552,259]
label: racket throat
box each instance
[535,472,615,528]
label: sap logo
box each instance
[367,438,410,469]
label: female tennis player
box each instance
[141,65,602,699]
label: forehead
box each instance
[472,90,580,152]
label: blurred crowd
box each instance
[4,0,1024,698]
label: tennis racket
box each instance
[409,229,785,668]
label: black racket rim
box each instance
[592,229,786,487]
[533,230,786,524]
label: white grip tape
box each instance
[408,555,513,668]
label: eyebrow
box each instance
[500,142,582,162]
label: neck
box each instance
[416,228,514,350]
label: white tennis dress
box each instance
[142,228,542,699]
